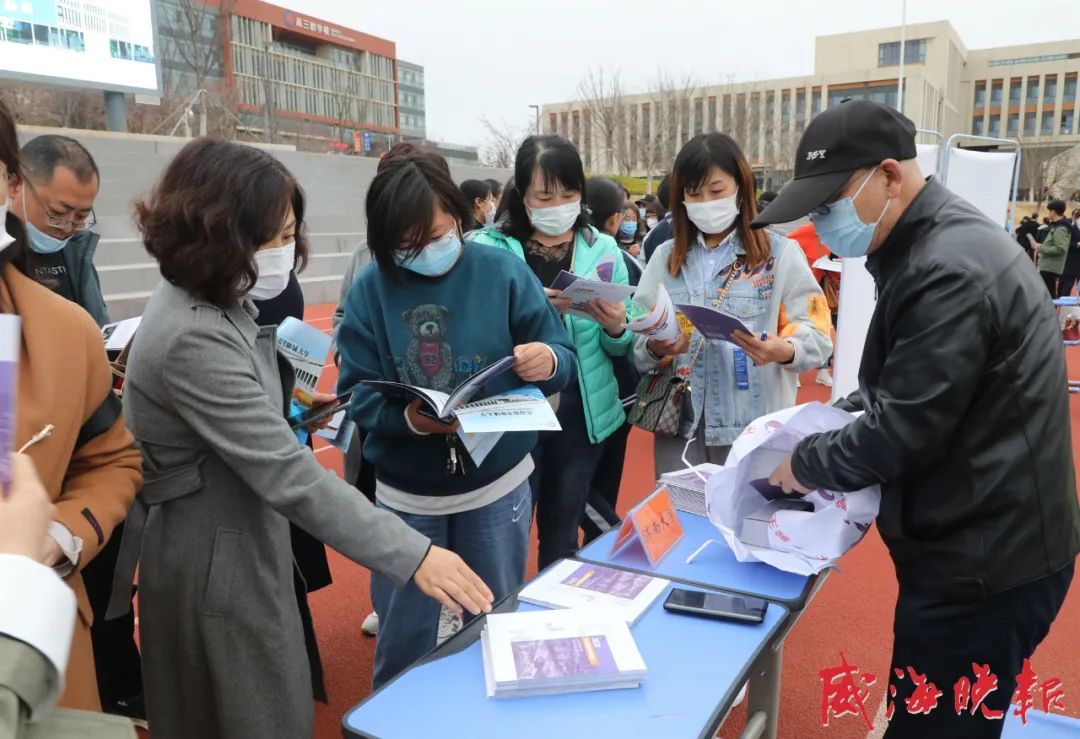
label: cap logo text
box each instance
[806,150,827,161]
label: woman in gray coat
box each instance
[106,139,492,739]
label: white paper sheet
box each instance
[704,403,880,575]
[626,284,681,344]
[101,316,141,353]
[553,272,636,321]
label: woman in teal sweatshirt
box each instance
[337,152,576,688]
[472,135,633,569]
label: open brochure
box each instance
[481,608,646,699]
[812,255,843,273]
[625,284,681,344]
[518,560,669,625]
[675,303,755,344]
[453,385,561,433]
[277,317,332,406]
[550,271,636,322]
[359,356,515,420]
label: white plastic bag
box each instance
[704,402,880,575]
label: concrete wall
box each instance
[16,126,510,319]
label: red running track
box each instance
[141,303,1080,738]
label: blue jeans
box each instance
[370,480,532,689]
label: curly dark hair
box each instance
[135,138,308,306]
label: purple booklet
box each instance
[0,316,19,494]
[511,635,618,682]
[749,477,788,501]
[675,303,753,344]
[561,564,652,600]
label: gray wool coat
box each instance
[107,281,430,739]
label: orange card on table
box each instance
[610,487,684,566]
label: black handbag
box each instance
[627,258,743,436]
[626,363,688,436]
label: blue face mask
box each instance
[618,222,637,240]
[395,230,463,276]
[811,168,890,259]
[25,220,72,254]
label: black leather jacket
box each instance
[793,179,1080,600]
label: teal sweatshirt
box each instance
[337,243,576,496]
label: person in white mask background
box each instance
[10,136,109,327]
[459,178,495,234]
[472,135,634,570]
[337,152,574,687]
[9,135,147,729]
[111,139,496,737]
[633,132,832,474]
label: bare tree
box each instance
[480,117,523,169]
[330,60,370,145]
[576,67,626,173]
[1016,141,1079,201]
[164,0,235,94]
[1044,144,1080,200]
[614,102,638,177]
[0,85,104,130]
[637,71,699,189]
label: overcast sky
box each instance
[292,0,1080,149]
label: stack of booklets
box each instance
[660,464,725,516]
[518,560,668,625]
[481,608,647,699]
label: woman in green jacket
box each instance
[472,135,632,568]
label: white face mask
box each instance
[485,201,496,225]
[0,203,13,253]
[249,241,295,301]
[528,198,581,236]
[684,191,740,235]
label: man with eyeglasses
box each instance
[11,135,108,326]
[753,100,1079,739]
[10,135,144,727]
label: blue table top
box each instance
[1002,710,1080,738]
[577,510,815,610]
[343,580,789,739]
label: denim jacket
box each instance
[634,229,832,446]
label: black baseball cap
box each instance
[752,99,917,228]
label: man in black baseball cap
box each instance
[765,100,1079,739]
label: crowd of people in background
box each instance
[2,88,1078,739]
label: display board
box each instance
[0,0,160,94]
[941,148,1019,230]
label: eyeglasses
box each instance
[24,181,96,231]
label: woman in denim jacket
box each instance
[634,133,833,474]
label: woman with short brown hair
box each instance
[110,137,492,738]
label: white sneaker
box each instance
[816,368,834,387]
[436,607,463,645]
[361,611,379,636]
